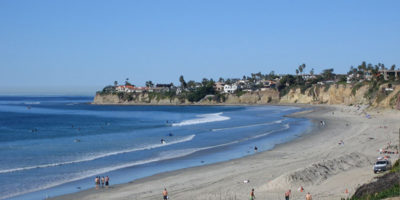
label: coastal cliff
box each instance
[93,85,400,109]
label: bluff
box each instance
[93,85,400,109]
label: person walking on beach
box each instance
[105,176,109,188]
[101,176,105,188]
[250,188,256,200]
[305,192,312,200]
[162,188,168,200]
[285,189,291,200]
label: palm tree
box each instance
[179,75,187,88]
[145,81,154,88]
[296,69,299,76]
[114,81,118,86]
[299,63,306,75]
[310,68,314,76]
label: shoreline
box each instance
[50,104,399,200]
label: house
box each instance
[116,85,135,93]
[156,84,173,88]
[379,69,400,81]
[134,87,147,93]
[176,88,182,95]
[214,82,225,92]
[224,84,238,93]
[301,74,316,80]
[155,84,173,92]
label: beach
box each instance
[50,105,400,200]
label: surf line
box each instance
[0,134,195,174]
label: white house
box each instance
[224,84,238,93]
[116,85,135,93]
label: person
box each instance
[105,176,109,188]
[161,139,166,144]
[306,192,312,200]
[254,146,258,152]
[95,176,100,189]
[250,188,255,200]
[101,176,105,187]
[163,188,168,200]
[285,189,291,200]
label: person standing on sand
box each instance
[101,176,105,188]
[285,189,291,200]
[162,188,168,200]
[250,188,255,200]
[95,176,99,189]
[306,192,312,200]
[105,176,109,188]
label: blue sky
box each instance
[0,0,399,95]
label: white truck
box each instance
[373,159,392,173]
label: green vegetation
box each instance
[185,78,216,102]
[350,184,399,200]
[390,159,400,173]
[351,82,364,95]
[350,159,400,200]
[98,61,400,105]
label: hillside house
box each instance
[379,69,400,81]
[116,85,135,93]
[214,82,225,92]
[224,84,238,93]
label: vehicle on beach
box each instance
[373,159,392,173]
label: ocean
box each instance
[0,96,312,200]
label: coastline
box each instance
[49,104,399,200]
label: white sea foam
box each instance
[0,134,195,174]
[2,124,292,200]
[23,102,41,105]
[172,112,230,127]
[211,119,284,131]
[2,147,201,200]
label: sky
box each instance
[0,0,399,95]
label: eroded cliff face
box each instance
[93,93,188,105]
[280,84,400,109]
[93,85,400,109]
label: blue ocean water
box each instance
[0,96,311,200]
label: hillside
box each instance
[93,84,400,109]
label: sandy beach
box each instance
[50,105,399,200]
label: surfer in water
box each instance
[161,139,166,144]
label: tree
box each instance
[219,77,225,83]
[114,81,118,86]
[298,63,306,75]
[202,78,209,86]
[125,78,132,86]
[145,81,154,88]
[296,69,299,75]
[391,65,396,70]
[179,75,187,88]
[322,68,335,80]
[187,80,196,88]
[310,68,314,76]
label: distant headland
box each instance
[94,62,400,109]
